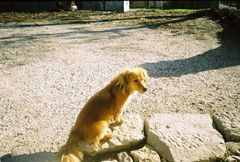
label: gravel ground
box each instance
[0,11,239,156]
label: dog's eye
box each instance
[134,79,138,83]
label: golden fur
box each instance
[59,68,148,162]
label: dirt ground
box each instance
[0,10,239,157]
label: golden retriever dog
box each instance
[59,67,148,162]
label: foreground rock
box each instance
[79,113,144,156]
[213,112,240,142]
[146,114,226,162]
[130,145,161,162]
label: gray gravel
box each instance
[0,17,239,155]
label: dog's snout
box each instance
[143,87,147,92]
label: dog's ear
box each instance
[116,70,130,90]
[141,68,148,81]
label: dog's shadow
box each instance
[2,152,58,162]
[2,152,114,162]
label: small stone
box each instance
[226,142,240,156]
[225,156,240,162]
[101,160,118,162]
[117,152,133,162]
[130,145,161,162]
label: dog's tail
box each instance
[59,131,84,162]
[59,145,83,162]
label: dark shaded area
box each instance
[130,1,215,9]
[0,15,185,28]
[3,152,58,162]
[141,10,240,78]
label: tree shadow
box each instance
[0,10,213,45]
[0,15,184,28]
[0,10,211,29]
[1,9,239,72]
[141,12,240,78]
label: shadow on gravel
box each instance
[0,15,186,28]
[141,10,240,77]
[1,10,239,73]
[0,10,216,45]
[3,152,58,162]
[0,12,207,29]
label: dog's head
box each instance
[114,68,148,94]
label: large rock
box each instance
[78,113,145,156]
[213,112,240,142]
[145,114,226,162]
[130,145,161,162]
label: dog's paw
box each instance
[100,134,112,144]
[109,119,125,131]
[115,119,125,125]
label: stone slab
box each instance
[146,113,226,162]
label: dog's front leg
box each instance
[114,108,125,126]
[109,112,125,131]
